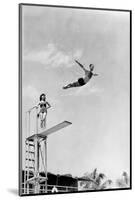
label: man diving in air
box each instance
[63,60,98,89]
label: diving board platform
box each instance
[26,121,72,141]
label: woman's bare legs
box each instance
[43,113,47,128]
[63,81,80,89]
[40,112,47,128]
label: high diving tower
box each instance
[24,106,72,194]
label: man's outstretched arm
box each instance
[75,60,86,72]
[93,73,98,76]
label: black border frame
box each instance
[19,3,132,197]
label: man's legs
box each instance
[63,81,80,89]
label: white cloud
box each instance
[73,49,83,59]
[23,85,39,100]
[75,84,103,96]
[23,43,83,68]
[62,83,103,97]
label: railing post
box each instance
[44,138,47,193]
[34,106,40,193]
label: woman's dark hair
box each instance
[40,93,46,101]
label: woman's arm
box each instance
[29,104,39,112]
[75,60,86,72]
[46,101,51,109]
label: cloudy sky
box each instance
[21,5,130,182]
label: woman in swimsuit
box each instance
[37,93,51,128]
[63,60,98,89]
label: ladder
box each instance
[24,140,35,194]
[24,135,48,194]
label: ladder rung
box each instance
[26,158,35,162]
[25,140,34,144]
[26,150,35,154]
[26,166,35,169]
[26,143,35,147]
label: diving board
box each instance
[39,121,72,137]
[26,121,72,141]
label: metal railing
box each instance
[21,183,78,194]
